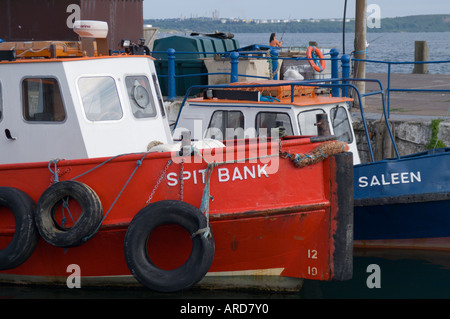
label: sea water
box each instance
[157,31,450,74]
[2,249,450,300]
[236,32,450,74]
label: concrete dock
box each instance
[350,73,450,163]
[361,73,450,117]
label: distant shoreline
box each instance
[145,14,450,33]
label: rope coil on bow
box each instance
[281,140,349,168]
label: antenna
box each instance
[342,0,347,54]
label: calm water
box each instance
[1,249,450,300]
[158,31,450,74]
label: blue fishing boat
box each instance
[354,146,450,250]
[346,78,450,250]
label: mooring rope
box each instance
[280,140,349,168]
[48,158,62,183]
[81,152,149,243]
[191,162,215,239]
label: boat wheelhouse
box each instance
[0,54,172,164]
[174,80,361,165]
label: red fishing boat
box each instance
[0,22,353,292]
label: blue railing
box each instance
[152,47,450,118]
[352,57,450,118]
[151,47,335,101]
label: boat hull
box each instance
[0,138,353,291]
[354,148,450,250]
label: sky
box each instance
[143,0,450,20]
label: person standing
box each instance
[269,33,283,47]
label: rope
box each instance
[189,144,278,239]
[281,140,349,168]
[191,163,215,239]
[353,49,368,55]
[82,152,149,243]
[311,47,323,72]
[48,159,62,183]
[70,153,132,182]
[45,142,281,242]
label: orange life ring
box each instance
[306,46,326,73]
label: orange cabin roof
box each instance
[0,40,155,64]
[189,80,353,107]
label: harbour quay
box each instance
[351,72,450,163]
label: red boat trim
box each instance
[78,201,330,232]
[210,202,329,221]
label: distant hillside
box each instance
[145,14,450,33]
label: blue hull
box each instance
[353,148,450,246]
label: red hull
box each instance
[0,137,353,291]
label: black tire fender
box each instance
[35,181,103,248]
[0,187,39,270]
[124,200,215,292]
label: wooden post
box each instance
[354,0,367,105]
[413,41,429,74]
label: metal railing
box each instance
[151,48,335,101]
[352,57,450,117]
[151,47,450,118]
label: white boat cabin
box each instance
[174,83,361,165]
[0,55,172,164]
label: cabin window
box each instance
[125,76,157,118]
[256,112,293,138]
[205,110,244,140]
[78,76,123,121]
[22,78,66,122]
[330,106,353,143]
[297,109,326,135]
[152,74,166,117]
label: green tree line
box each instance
[145,14,450,33]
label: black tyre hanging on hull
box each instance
[124,200,215,293]
[0,187,39,270]
[35,181,103,248]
